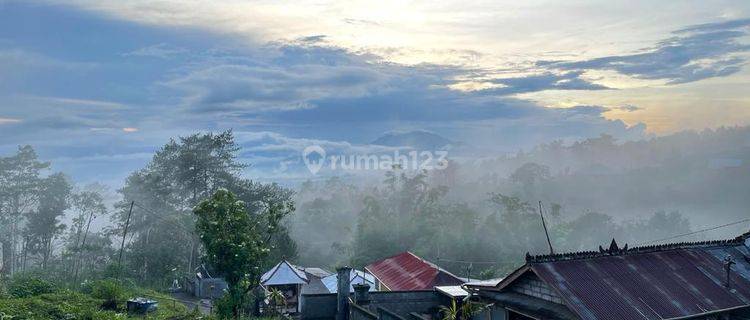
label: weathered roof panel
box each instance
[261,260,308,286]
[365,251,464,291]
[435,286,468,298]
[529,242,750,320]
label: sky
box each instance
[2,0,750,186]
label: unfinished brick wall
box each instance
[508,272,564,304]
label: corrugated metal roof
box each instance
[527,242,750,320]
[435,286,469,298]
[261,260,308,285]
[365,251,464,291]
[302,267,332,279]
[464,277,504,288]
[321,269,377,293]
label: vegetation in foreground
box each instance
[0,274,204,320]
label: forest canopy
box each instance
[1,126,749,284]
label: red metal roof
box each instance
[365,251,463,291]
[513,240,750,320]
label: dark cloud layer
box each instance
[538,19,750,84]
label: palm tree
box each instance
[267,288,286,316]
[440,299,459,320]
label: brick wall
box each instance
[508,272,563,304]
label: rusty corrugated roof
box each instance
[365,251,464,291]
[526,241,750,320]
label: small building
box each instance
[261,260,332,314]
[365,251,465,291]
[466,231,750,320]
[184,265,228,299]
[302,266,460,320]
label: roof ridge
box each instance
[526,238,742,263]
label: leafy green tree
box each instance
[0,146,49,275]
[194,189,293,319]
[116,131,297,284]
[24,172,71,270]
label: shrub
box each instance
[0,278,8,299]
[8,275,57,298]
[90,279,124,310]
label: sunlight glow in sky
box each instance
[1,0,750,184]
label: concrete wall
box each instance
[366,291,441,319]
[351,303,377,320]
[302,290,442,320]
[487,304,508,320]
[377,307,406,320]
[301,293,338,320]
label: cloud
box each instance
[475,71,609,95]
[297,35,327,44]
[0,117,22,124]
[342,18,381,27]
[611,105,641,112]
[163,49,390,113]
[538,18,750,84]
[20,95,126,109]
[123,43,187,59]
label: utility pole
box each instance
[118,201,134,280]
[539,201,554,255]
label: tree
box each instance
[24,173,71,270]
[68,187,108,281]
[510,162,550,197]
[115,131,296,284]
[439,299,459,320]
[0,146,49,275]
[194,189,293,319]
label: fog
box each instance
[2,127,749,283]
[288,126,750,276]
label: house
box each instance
[184,264,228,299]
[466,231,750,320]
[302,266,466,320]
[365,251,465,291]
[304,230,750,320]
[261,260,332,314]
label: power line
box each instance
[433,257,516,266]
[635,217,750,246]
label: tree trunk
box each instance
[10,221,17,275]
[74,211,95,282]
[0,239,11,276]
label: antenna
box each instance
[539,201,554,255]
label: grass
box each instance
[0,278,207,320]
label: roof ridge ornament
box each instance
[525,237,743,263]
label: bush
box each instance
[90,279,124,310]
[0,290,111,319]
[0,277,8,299]
[8,275,57,298]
